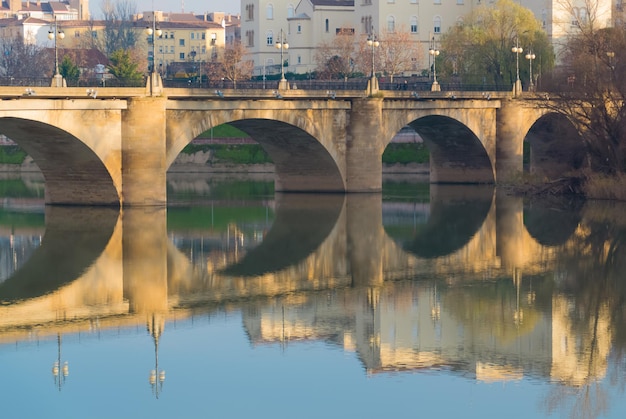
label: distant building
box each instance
[0,0,89,20]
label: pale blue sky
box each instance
[90,0,240,16]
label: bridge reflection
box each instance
[0,188,622,394]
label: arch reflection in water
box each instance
[0,187,625,419]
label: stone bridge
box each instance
[0,86,585,206]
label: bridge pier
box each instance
[122,97,167,206]
[346,98,384,192]
[496,101,526,182]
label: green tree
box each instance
[59,55,80,86]
[440,0,554,90]
[107,48,143,85]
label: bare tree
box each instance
[541,1,626,175]
[101,0,138,55]
[377,26,422,82]
[0,33,49,79]
[314,29,357,79]
[219,41,253,88]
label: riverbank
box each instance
[0,156,430,175]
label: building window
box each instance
[170,46,174,53]
[457,0,463,3]
[170,32,174,39]
[297,55,301,64]
[410,16,418,33]
[267,30,274,46]
[387,16,395,32]
[91,31,97,38]
[180,52,185,59]
[325,18,329,32]
[246,30,255,47]
[245,3,254,21]
[361,15,373,34]
[179,39,185,46]
[267,4,273,19]
[74,30,80,37]
[433,16,441,33]
[297,24,302,33]
[191,33,195,39]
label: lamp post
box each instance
[276,29,289,90]
[512,37,523,96]
[367,33,380,95]
[211,32,217,60]
[145,11,163,96]
[48,16,65,87]
[190,50,197,85]
[429,37,440,92]
[607,51,615,82]
[525,51,535,92]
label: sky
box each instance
[90,0,241,16]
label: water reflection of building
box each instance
[0,234,42,283]
[242,280,611,387]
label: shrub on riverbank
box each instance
[180,142,430,165]
[0,146,27,164]
[382,143,429,164]
[182,144,273,164]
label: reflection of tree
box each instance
[443,280,541,346]
[541,203,626,419]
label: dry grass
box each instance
[582,171,626,201]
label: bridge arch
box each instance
[524,112,585,178]
[381,102,498,183]
[166,102,350,192]
[0,116,120,206]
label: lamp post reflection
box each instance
[52,333,69,391]
[148,314,166,399]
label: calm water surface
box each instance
[0,173,625,419]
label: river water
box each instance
[0,172,625,419]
